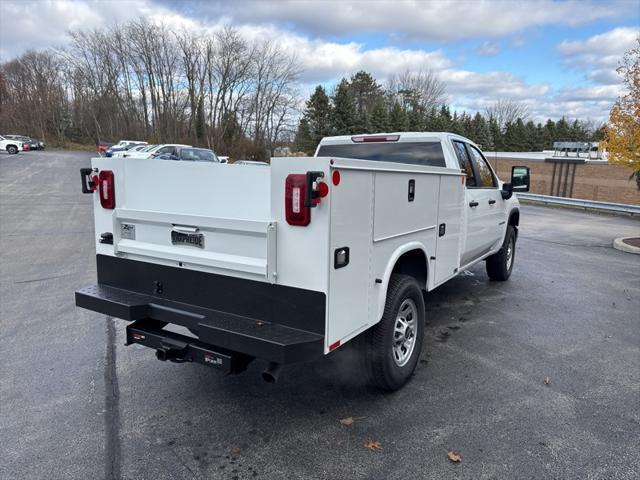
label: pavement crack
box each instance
[167,445,201,480]
[520,236,611,248]
[104,317,121,480]
[15,273,72,284]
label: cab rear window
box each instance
[316,142,446,167]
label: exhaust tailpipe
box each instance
[262,362,283,383]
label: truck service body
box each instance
[76,132,529,390]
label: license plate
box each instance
[171,230,204,248]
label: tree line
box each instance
[295,71,605,154]
[0,20,300,160]
[0,18,606,158]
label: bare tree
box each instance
[0,18,302,156]
[387,69,446,112]
[484,98,530,130]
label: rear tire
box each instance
[7,145,18,154]
[486,225,516,281]
[362,274,425,391]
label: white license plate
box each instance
[171,230,204,248]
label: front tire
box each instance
[7,145,18,154]
[486,225,516,281]
[362,274,425,391]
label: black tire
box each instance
[361,274,425,391]
[486,225,516,281]
[7,145,18,154]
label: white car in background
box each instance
[0,134,27,154]
[116,143,192,159]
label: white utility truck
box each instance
[76,132,529,390]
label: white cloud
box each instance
[557,26,639,85]
[477,41,501,57]
[558,26,639,57]
[192,0,633,42]
[0,0,160,59]
[0,0,628,123]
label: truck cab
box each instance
[76,132,529,391]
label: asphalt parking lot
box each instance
[1,149,639,480]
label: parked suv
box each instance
[156,147,220,162]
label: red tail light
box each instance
[285,174,310,226]
[99,170,116,209]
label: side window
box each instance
[157,146,173,155]
[467,145,496,188]
[452,141,476,187]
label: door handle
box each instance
[488,199,496,205]
[469,201,479,208]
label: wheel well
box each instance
[508,209,519,227]
[392,249,428,290]
[508,209,519,238]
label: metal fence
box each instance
[516,193,640,216]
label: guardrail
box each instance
[516,193,640,216]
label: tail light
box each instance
[285,174,310,226]
[98,170,116,209]
[285,172,329,226]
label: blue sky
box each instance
[1,0,638,122]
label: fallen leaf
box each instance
[544,376,550,386]
[365,440,382,451]
[339,417,354,426]
[230,447,241,454]
[447,451,462,463]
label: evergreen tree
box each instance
[451,112,461,135]
[433,105,452,131]
[460,112,474,139]
[555,117,570,140]
[304,85,332,146]
[569,119,589,140]
[543,119,556,149]
[371,97,390,133]
[423,107,438,131]
[389,101,408,131]
[534,123,546,151]
[472,112,491,149]
[407,107,423,131]
[489,117,502,151]
[331,79,357,135]
[349,71,384,133]
[503,118,528,151]
[294,117,315,154]
[592,124,606,141]
[524,120,537,150]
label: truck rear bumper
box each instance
[75,255,326,365]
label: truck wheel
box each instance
[7,145,18,154]
[362,274,425,391]
[486,225,515,281]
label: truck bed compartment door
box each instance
[434,175,464,285]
